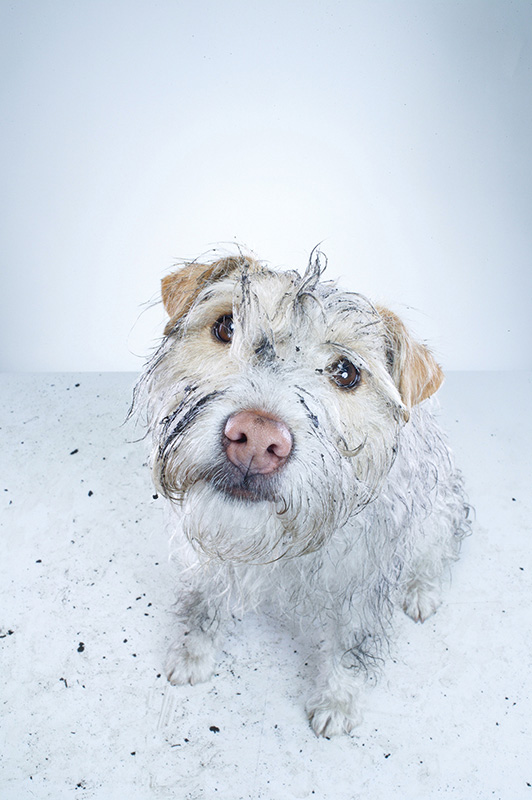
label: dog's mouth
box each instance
[220,485,272,502]
[203,462,281,503]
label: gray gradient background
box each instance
[1,0,530,372]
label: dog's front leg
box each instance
[165,587,223,686]
[306,622,378,738]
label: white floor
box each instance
[1,371,531,800]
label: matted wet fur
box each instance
[132,250,471,737]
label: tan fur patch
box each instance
[377,306,444,411]
[161,256,252,335]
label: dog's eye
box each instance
[328,358,361,390]
[212,314,234,343]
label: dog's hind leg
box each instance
[400,516,465,624]
[401,573,443,623]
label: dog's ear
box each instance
[161,256,243,334]
[377,306,444,413]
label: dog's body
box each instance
[134,252,470,736]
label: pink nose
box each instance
[224,411,293,475]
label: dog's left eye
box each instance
[328,358,361,390]
[212,314,234,343]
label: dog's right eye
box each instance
[212,314,234,343]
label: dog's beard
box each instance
[158,445,393,566]
[179,483,285,564]
[179,480,348,564]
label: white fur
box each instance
[133,253,471,736]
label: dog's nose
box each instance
[224,411,293,475]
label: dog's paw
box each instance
[402,579,441,623]
[165,632,216,686]
[306,697,362,738]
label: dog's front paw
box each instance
[306,696,362,738]
[165,632,216,686]
[402,578,442,623]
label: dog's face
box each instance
[138,254,442,563]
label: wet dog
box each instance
[133,251,470,736]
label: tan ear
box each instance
[161,256,244,335]
[377,306,444,411]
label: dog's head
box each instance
[136,251,442,563]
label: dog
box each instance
[133,250,471,737]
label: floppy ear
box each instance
[377,306,444,413]
[161,256,244,335]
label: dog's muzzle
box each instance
[219,410,293,501]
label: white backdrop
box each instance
[1,0,530,372]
